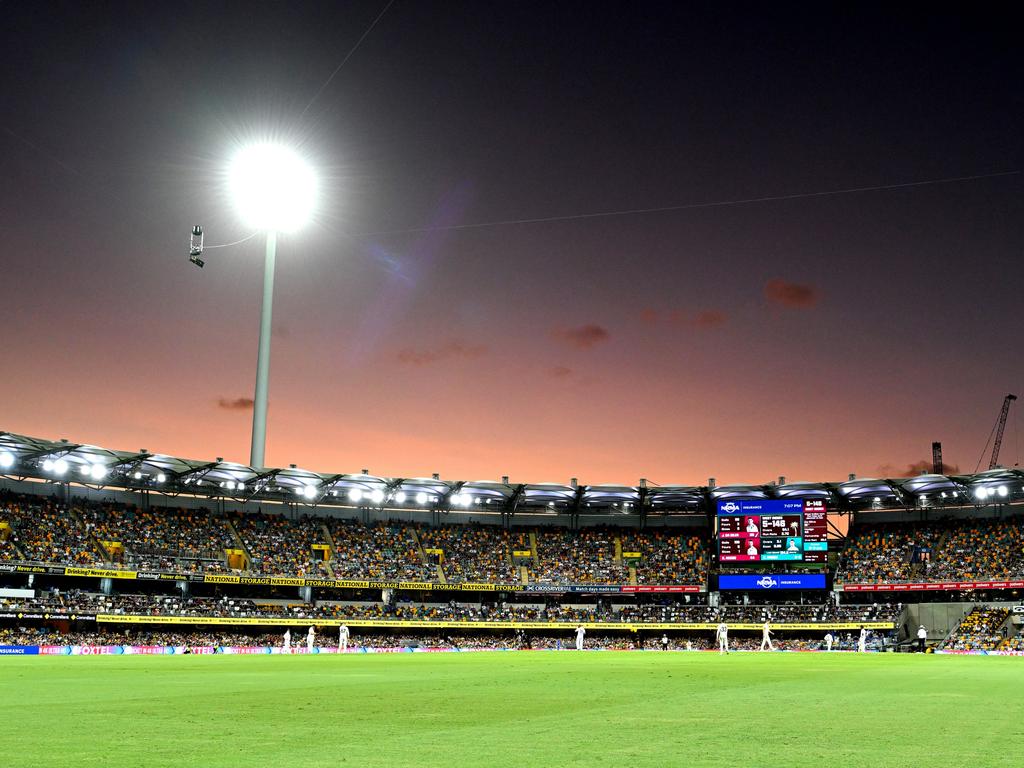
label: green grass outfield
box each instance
[2,651,1022,768]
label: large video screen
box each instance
[717,499,827,563]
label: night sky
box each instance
[1,2,1021,485]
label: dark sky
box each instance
[1,1,1021,485]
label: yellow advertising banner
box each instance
[512,550,533,557]
[621,552,642,558]
[64,567,138,579]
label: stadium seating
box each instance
[941,607,1011,651]
[230,512,330,577]
[328,519,432,581]
[418,524,519,583]
[531,526,627,584]
[837,516,1024,584]
[0,494,714,585]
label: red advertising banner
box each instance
[619,585,703,593]
[841,580,1024,592]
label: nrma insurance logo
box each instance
[756,576,778,589]
[720,501,741,514]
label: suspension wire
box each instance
[974,411,1000,474]
[203,231,260,249]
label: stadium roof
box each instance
[1,430,1022,516]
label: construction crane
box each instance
[976,394,1017,472]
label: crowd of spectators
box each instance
[0,588,903,632]
[836,523,940,583]
[230,512,330,577]
[999,634,1024,651]
[838,516,1024,584]
[626,531,707,584]
[922,518,1024,581]
[328,519,431,581]
[1,497,97,565]
[531,527,628,584]
[419,524,518,583]
[78,502,233,572]
[941,607,1011,651]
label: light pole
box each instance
[228,144,316,469]
[250,229,277,469]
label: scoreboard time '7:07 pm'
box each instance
[717,499,827,563]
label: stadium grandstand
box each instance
[1,430,1023,655]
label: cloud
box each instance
[878,460,961,477]
[639,309,660,326]
[553,323,611,349]
[216,397,254,411]
[657,309,728,329]
[397,340,488,366]
[764,278,819,309]
[549,366,573,378]
[692,309,728,328]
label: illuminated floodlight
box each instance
[238,483,245,492]
[394,491,407,504]
[89,464,107,480]
[0,451,14,469]
[998,485,1008,497]
[52,458,68,476]
[156,473,166,483]
[416,491,428,505]
[133,471,143,480]
[348,488,363,503]
[976,487,988,500]
[228,144,316,232]
[225,480,237,490]
[370,489,385,504]
[872,497,881,503]
[303,485,317,500]
[80,464,91,476]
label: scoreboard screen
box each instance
[717,499,828,563]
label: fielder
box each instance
[824,632,834,652]
[283,629,291,653]
[339,624,350,652]
[858,626,868,653]
[307,625,316,652]
[575,625,585,651]
[716,621,729,654]
[760,620,775,651]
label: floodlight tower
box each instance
[227,144,316,468]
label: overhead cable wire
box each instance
[298,0,396,120]
[365,170,1020,236]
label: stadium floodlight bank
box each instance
[2,430,1023,517]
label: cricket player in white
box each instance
[858,626,868,653]
[575,625,585,651]
[746,542,758,557]
[824,632,833,652]
[917,625,927,653]
[717,622,729,654]
[307,625,315,652]
[760,620,774,651]
[282,629,291,653]
[339,624,350,652]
